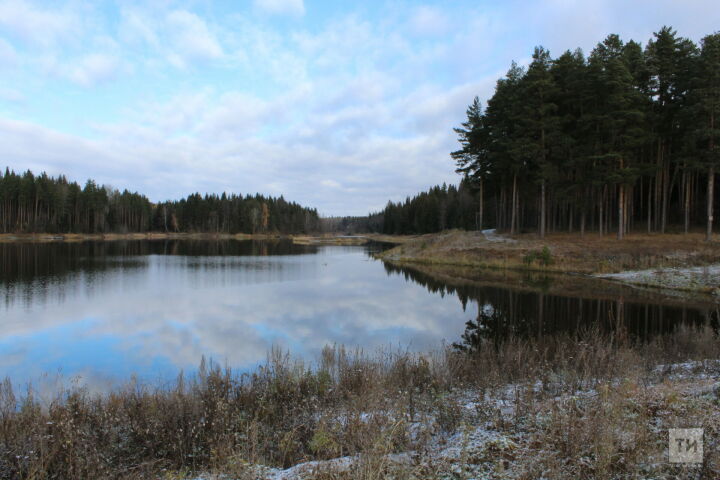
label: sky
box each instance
[0,0,718,216]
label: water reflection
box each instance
[0,240,717,392]
[1,239,317,281]
[382,263,720,351]
[1,240,317,310]
[0,240,468,391]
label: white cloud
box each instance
[0,37,17,65]
[0,118,122,176]
[320,179,341,189]
[67,53,120,87]
[166,10,223,66]
[409,5,449,36]
[253,0,305,16]
[199,92,275,138]
[0,87,24,103]
[118,8,160,49]
[117,7,226,69]
[0,0,77,46]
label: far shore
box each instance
[0,231,284,243]
[0,231,409,246]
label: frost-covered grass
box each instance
[1,326,719,479]
[601,264,720,293]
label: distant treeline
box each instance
[324,180,479,235]
[450,26,720,240]
[0,168,320,234]
[321,215,383,234]
[380,181,479,234]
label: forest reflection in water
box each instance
[1,238,317,282]
[0,239,718,390]
[0,239,318,309]
[382,262,720,351]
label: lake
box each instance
[1,239,717,392]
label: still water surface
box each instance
[1,240,716,391]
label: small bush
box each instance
[523,245,554,267]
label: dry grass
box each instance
[376,230,720,276]
[290,234,410,246]
[1,326,719,479]
[291,236,370,246]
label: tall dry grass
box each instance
[0,325,718,479]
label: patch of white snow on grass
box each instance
[599,264,720,292]
[482,229,517,244]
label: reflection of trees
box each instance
[382,262,719,351]
[1,240,317,283]
[452,307,507,352]
[0,240,318,308]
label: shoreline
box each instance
[380,259,720,308]
[0,231,409,246]
[373,230,720,297]
[0,231,288,243]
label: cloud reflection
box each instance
[0,244,471,389]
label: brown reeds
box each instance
[0,325,718,479]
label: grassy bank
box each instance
[1,326,718,479]
[291,234,410,246]
[0,232,408,247]
[375,230,720,293]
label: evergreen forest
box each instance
[0,168,321,234]
[380,27,720,239]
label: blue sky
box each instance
[0,0,718,215]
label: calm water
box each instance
[1,240,716,391]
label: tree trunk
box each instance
[708,166,715,242]
[599,187,605,236]
[617,184,624,240]
[655,141,662,231]
[510,174,518,235]
[684,170,690,234]
[540,179,546,238]
[647,176,652,233]
[478,178,483,231]
[661,144,669,233]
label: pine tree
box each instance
[452,96,488,230]
[694,33,720,240]
[486,62,526,234]
[520,46,560,237]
